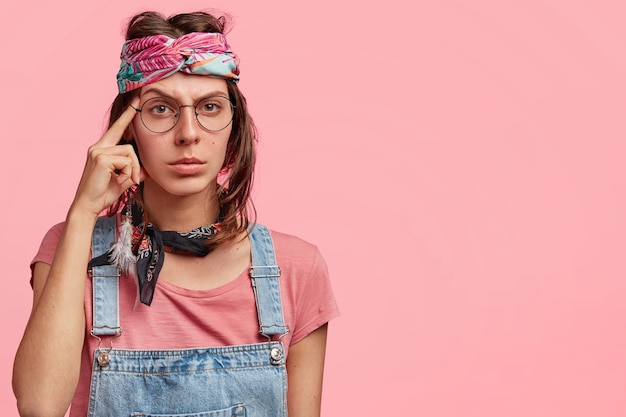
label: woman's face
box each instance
[131,73,233,199]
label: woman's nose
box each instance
[174,105,201,145]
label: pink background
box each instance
[1,1,625,415]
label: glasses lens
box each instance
[140,97,179,133]
[195,96,234,131]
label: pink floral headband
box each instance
[116,32,240,93]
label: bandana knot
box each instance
[117,32,240,93]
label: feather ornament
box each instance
[108,217,137,273]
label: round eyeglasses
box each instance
[132,96,235,133]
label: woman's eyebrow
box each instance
[141,87,170,97]
[141,88,229,100]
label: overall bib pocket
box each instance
[131,402,246,417]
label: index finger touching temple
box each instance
[98,98,140,147]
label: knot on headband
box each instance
[117,32,240,94]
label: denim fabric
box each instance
[88,219,288,417]
[249,223,289,338]
[91,216,121,336]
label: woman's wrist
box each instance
[66,203,102,229]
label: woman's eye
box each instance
[143,98,177,116]
[201,102,220,113]
[151,104,175,114]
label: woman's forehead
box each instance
[140,73,229,99]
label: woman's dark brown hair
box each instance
[107,11,257,247]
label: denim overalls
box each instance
[87,216,289,417]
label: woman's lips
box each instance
[170,158,205,175]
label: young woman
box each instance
[13,10,339,417]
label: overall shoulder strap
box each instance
[248,224,289,339]
[90,216,122,336]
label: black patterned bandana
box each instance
[89,200,221,306]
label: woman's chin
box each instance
[144,177,217,199]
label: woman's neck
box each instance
[140,183,220,232]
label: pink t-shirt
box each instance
[31,219,340,416]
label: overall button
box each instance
[270,347,283,365]
[97,351,110,367]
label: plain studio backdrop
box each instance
[1,1,625,416]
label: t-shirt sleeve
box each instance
[30,222,65,285]
[276,232,340,345]
[289,247,340,344]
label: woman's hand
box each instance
[71,99,143,217]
